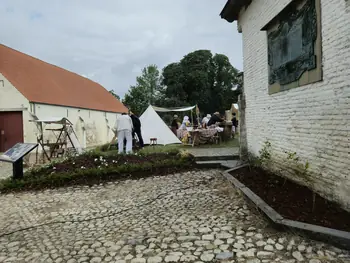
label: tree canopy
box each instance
[123,50,240,116]
[161,50,240,114]
[109,90,120,101]
[122,64,162,116]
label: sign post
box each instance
[0,143,38,180]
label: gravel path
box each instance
[0,170,349,262]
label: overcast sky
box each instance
[1,0,242,98]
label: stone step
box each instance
[196,160,242,169]
[194,155,239,162]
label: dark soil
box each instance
[0,152,197,193]
[231,166,350,232]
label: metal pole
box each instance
[13,158,23,180]
[191,109,193,127]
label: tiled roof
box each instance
[0,44,128,113]
[220,0,252,22]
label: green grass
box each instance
[96,135,239,155]
[137,137,239,154]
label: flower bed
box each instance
[0,150,195,193]
[230,166,350,232]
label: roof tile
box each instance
[0,44,128,113]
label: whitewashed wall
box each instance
[25,104,118,149]
[0,73,119,150]
[0,73,28,111]
[0,73,32,146]
[238,0,350,209]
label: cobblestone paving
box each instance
[0,170,349,263]
[0,161,13,180]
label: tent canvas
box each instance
[152,105,196,112]
[139,106,181,145]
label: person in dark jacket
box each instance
[207,112,224,127]
[130,112,144,148]
[170,115,179,135]
[231,113,238,138]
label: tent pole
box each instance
[191,109,193,127]
[196,104,200,126]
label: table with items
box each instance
[188,128,220,146]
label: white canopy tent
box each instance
[152,104,200,126]
[152,105,196,112]
[139,106,182,145]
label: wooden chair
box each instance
[150,138,157,146]
[211,131,221,145]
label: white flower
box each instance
[53,167,56,170]
[94,158,98,162]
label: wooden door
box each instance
[0,111,24,152]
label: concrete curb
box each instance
[222,167,350,250]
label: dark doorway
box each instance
[0,111,24,152]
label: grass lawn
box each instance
[139,136,239,154]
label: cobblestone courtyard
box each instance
[0,170,349,263]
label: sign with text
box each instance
[0,143,38,163]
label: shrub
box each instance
[0,150,194,193]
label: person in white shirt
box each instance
[114,113,133,154]
[202,114,211,128]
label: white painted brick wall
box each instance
[239,0,350,209]
[0,74,118,151]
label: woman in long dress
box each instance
[177,116,191,143]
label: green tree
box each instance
[123,65,162,115]
[180,50,213,110]
[160,62,187,107]
[109,90,120,100]
[210,53,240,113]
[161,50,239,114]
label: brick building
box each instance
[220,0,350,209]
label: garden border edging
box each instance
[222,166,350,250]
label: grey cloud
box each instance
[0,0,242,98]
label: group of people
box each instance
[201,112,226,128]
[202,112,238,136]
[170,111,239,142]
[113,111,144,154]
[170,115,192,143]
[114,110,238,153]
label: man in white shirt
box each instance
[114,112,133,154]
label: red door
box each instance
[0,112,24,152]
